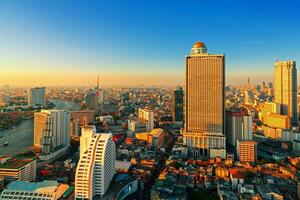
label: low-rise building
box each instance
[0,180,69,200]
[0,154,37,182]
[237,140,257,163]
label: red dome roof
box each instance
[193,41,206,48]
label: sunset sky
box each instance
[1,0,300,86]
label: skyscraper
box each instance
[225,108,252,147]
[173,87,184,122]
[95,74,104,104]
[28,87,46,106]
[75,126,116,199]
[274,60,297,125]
[34,110,70,157]
[183,41,226,158]
[85,89,99,113]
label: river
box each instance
[0,119,34,156]
[0,100,81,156]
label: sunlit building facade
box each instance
[34,110,70,157]
[237,140,257,163]
[183,41,226,158]
[75,126,116,199]
[274,61,297,125]
[138,108,154,131]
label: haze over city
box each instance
[1,1,300,200]
[1,0,300,86]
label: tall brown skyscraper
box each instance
[183,41,226,158]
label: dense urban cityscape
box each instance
[1,1,300,200]
[0,40,300,200]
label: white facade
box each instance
[226,110,253,147]
[280,129,300,152]
[97,89,104,104]
[28,87,46,106]
[34,110,70,156]
[138,108,154,131]
[0,158,37,182]
[75,126,116,199]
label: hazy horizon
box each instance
[1,0,300,87]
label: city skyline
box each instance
[1,0,300,86]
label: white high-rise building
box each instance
[274,60,297,125]
[34,110,70,157]
[138,108,154,131]
[226,108,253,147]
[28,87,46,106]
[75,126,116,199]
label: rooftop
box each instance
[268,113,289,119]
[193,41,206,48]
[7,180,58,193]
[0,154,36,169]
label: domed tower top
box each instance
[191,41,208,54]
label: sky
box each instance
[0,0,300,87]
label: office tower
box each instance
[225,108,252,147]
[28,87,46,106]
[95,75,104,104]
[0,154,37,182]
[75,126,116,199]
[237,140,257,163]
[173,87,184,122]
[85,89,99,113]
[247,77,250,89]
[0,180,69,200]
[261,102,280,123]
[97,90,104,104]
[138,108,154,131]
[34,110,70,157]
[183,41,226,158]
[274,60,297,125]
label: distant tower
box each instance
[183,41,226,158]
[173,87,184,122]
[28,87,46,106]
[247,77,250,89]
[97,74,100,89]
[85,90,98,113]
[274,60,297,125]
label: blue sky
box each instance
[0,0,300,86]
